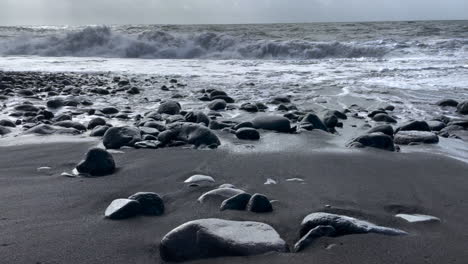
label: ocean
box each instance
[0,21,467,159]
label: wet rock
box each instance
[101,107,119,115]
[209,120,232,130]
[252,115,291,133]
[326,110,347,120]
[160,219,287,262]
[436,99,458,107]
[396,121,430,133]
[240,103,258,113]
[211,95,235,103]
[54,121,87,131]
[236,127,260,140]
[14,104,39,112]
[103,126,142,149]
[128,192,164,216]
[300,113,328,132]
[457,101,468,114]
[90,125,111,137]
[394,131,439,145]
[438,125,464,138]
[0,126,12,136]
[233,121,254,130]
[0,119,16,127]
[372,113,397,123]
[220,193,252,211]
[208,99,227,111]
[184,111,210,126]
[300,212,407,238]
[270,96,291,104]
[368,124,394,137]
[126,87,140,94]
[46,98,65,109]
[323,113,338,129]
[87,117,107,130]
[165,123,221,148]
[247,194,273,213]
[54,114,72,122]
[139,126,159,136]
[347,132,395,151]
[104,199,141,220]
[158,100,181,115]
[76,148,115,176]
[427,120,446,131]
[367,110,387,118]
[26,124,80,135]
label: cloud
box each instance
[0,0,466,25]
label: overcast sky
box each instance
[0,0,467,25]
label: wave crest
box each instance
[0,26,390,59]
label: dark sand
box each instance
[1,142,468,264]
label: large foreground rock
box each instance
[102,126,142,149]
[394,131,439,145]
[252,115,291,133]
[300,212,407,237]
[160,219,288,262]
[76,148,115,176]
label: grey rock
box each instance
[236,127,260,140]
[76,148,115,176]
[160,219,288,262]
[394,131,439,145]
[220,193,252,211]
[128,192,164,216]
[252,115,291,133]
[103,126,142,149]
[104,199,141,220]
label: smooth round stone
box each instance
[372,113,397,123]
[128,192,164,216]
[104,199,141,220]
[235,127,260,140]
[220,193,252,211]
[247,194,273,213]
[207,99,227,111]
[76,148,116,176]
[252,115,291,133]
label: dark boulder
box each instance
[90,125,111,137]
[46,98,65,109]
[396,121,430,133]
[372,113,397,123]
[347,132,395,151]
[436,99,458,107]
[128,192,164,216]
[87,117,107,130]
[0,126,11,136]
[247,194,273,213]
[165,123,221,148]
[0,119,16,127]
[457,101,468,115]
[185,111,210,126]
[158,100,181,115]
[252,115,291,133]
[54,121,87,131]
[300,113,328,132]
[236,128,260,140]
[220,193,252,211]
[102,126,142,149]
[207,99,227,111]
[368,125,394,137]
[76,148,115,176]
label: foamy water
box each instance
[0,21,467,159]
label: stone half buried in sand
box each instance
[104,198,141,220]
[394,131,439,145]
[198,188,245,203]
[26,124,81,135]
[395,214,440,223]
[159,218,288,262]
[184,174,215,187]
[300,212,407,238]
[75,148,116,176]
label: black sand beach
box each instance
[1,142,467,264]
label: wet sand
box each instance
[1,142,467,264]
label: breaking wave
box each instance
[0,26,390,60]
